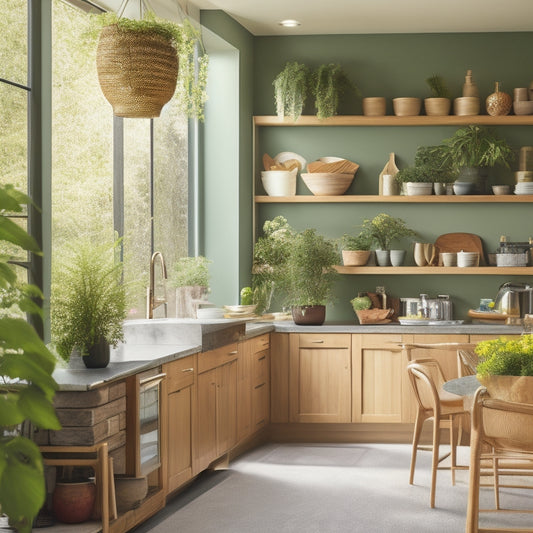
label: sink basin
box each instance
[122,318,246,351]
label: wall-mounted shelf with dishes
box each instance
[335,265,533,275]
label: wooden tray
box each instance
[435,232,486,265]
[467,309,510,321]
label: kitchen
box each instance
[1,0,533,532]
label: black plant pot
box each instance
[83,337,110,369]
[291,305,326,325]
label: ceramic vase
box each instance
[375,250,391,266]
[390,249,406,267]
[414,243,428,267]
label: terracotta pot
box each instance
[342,250,370,266]
[292,305,326,325]
[477,375,533,404]
[53,481,96,523]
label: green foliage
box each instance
[92,11,208,120]
[361,213,418,251]
[394,166,432,184]
[350,295,372,311]
[0,184,60,533]
[273,61,310,121]
[52,240,127,361]
[476,335,533,377]
[169,256,211,288]
[440,125,515,170]
[310,63,359,119]
[339,231,373,251]
[414,145,457,183]
[283,229,340,307]
[425,74,451,98]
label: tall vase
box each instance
[414,243,428,267]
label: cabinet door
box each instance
[216,360,237,456]
[352,334,404,423]
[236,341,252,443]
[252,349,270,430]
[271,333,290,423]
[195,368,217,473]
[289,334,351,423]
[167,385,193,493]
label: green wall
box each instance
[202,17,533,320]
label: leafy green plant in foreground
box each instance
[0,184,61,532]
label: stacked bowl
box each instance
[301,157,359,196]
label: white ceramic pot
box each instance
[375,250,390,266]
[406,182,433,196]
[433,182,447,195]
[457,251,479,267]
[390,249,406,267]
[261,169,297,196]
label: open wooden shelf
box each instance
[255,194,533,204]
[254,115,533,127]
[335,266,533,275]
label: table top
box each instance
[443,375,482,396]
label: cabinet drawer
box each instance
[165,355,195,394]
[198,343,239,374]
[252,350,269,385]
[249,333,270,353]
[299,333,351,349]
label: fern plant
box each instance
[273,61,309,121]
[426,74,450,98]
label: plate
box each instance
[274,152,307,171]
[427,320,465,326]
[398,318,431,325]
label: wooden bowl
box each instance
[392,97,421,116]
[301,173,354,196]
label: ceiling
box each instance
[190,0,533,36]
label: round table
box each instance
[443,375,482,397]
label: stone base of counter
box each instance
[33,380,127,474]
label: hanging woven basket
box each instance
[96,24,179,118]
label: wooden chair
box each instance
[457,347,479,377]
[406,358,469,508]
[466,388,533,533]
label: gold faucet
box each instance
[147,251,168,319]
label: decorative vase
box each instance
[486,82,512,117]
[375,250,390,266]
[83,337,110,369]
[52,481,96,523]
[414,243,428,267]
[291,305,326,325]
[96,25,179,118]
[390,249,406,267]
[477,375,533,404]
[342,250,370,266]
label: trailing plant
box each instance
[51,240,127,361]
[0,184,61,532]
[93,11,208,120]
[273,61,310,121]
[394,166,432,184]
[339,231,373,251]
[440,125,515,170]
[283,228,339,307]
[169,256,211,288]
[426,74,451,98]
[475,335,533,377]
[361,213,418,251]
[310,63,359,119]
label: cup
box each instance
[440,252,457,267]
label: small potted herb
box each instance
[415,145,457,195]
[424,74,451,116]
[394,166,433,196]
[339,231,373,266]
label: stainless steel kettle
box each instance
[494,282,533,317]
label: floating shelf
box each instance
[335,266,533,275]
[255,194,533,204]
[254,115,533,127]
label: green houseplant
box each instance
[273,61,310,121]
[475,335,533,403]
[169,256,211,318]
[94,12,208,119]
[424,74,451,116]
[394,166,433,196]
[0,184,61,532]
[339,231,373,266]
[52,240,127,368]
[414,145,457,194]
[310,63,359,119]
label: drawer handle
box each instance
[258,356,266,361]
[181,367,194,373]
[311,340,324,344]
[254,383,265,389]
[227,350,238,355]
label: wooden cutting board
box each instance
[434,232,486,265]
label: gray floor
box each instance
[134,443,533,533]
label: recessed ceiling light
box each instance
[279,19,301,28]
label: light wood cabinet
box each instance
[270,333,290,423]
[251,341,270,430]
[289,333,351,423]
[163,355,195,495]
[194,344,238,473]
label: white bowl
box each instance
[453,182,476,195]
[196,307,225,319]
[261,169,297,196]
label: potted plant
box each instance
[414,145,457,195]
[361,213,418,266]
[339,231,373,266]
[310,63,359,119]
[252,216,295,314]
[424,74,451,116]
[0,184,61,531]
[168,256,211,318]
[283,228,340,325]
[94,12,208,119]
[394,166,433,196]
[52,240,127,368]
[440,125,515,193]
[273,61,310,121]
[475,335,533,404]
